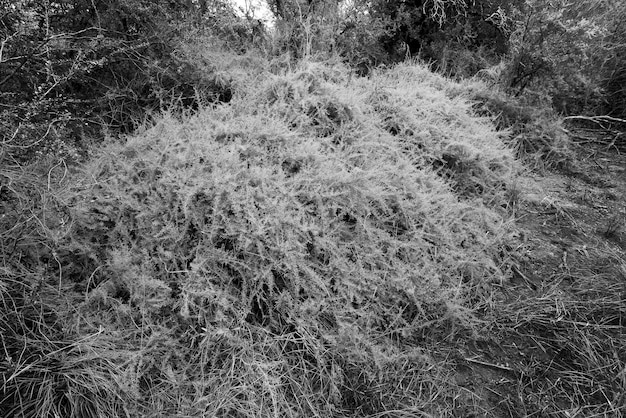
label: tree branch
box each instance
[564,115,626,125]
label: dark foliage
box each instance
[0,0,265,162]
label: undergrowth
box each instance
[448,70,575,172]
[6,59,616,417]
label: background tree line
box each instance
[1,0,625,162]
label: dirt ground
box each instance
[451,133,626,417]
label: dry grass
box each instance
[3,58,621,417]
[488,269,626,417]
[0,159,130,416]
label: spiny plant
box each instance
[2,60,519,416]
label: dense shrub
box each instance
[1,60,517,416]
[489,0,626,118]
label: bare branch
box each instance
[564,115,626,125]
[0,32,17,63]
